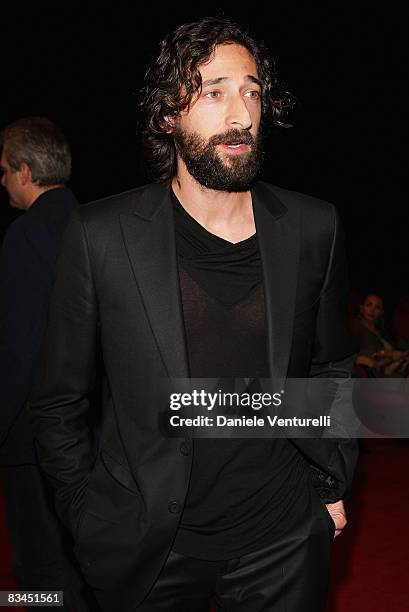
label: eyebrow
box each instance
[201,75,262,88]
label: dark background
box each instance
[1,5,407,312]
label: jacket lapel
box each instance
[252,182,300,384]
[119,183,189,379]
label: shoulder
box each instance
[5,190,76,258]
[259,181,336,219]
[77,183,161,224]
[63,182,166,252]
[257,181,340,245]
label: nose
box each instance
[225,94,252,130]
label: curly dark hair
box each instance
[139,16,293,182]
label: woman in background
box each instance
[351,293,409,376]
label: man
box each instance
[29,18,357,612]
[0,117,91,610]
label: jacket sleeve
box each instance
[0,220,51,446]
[307,204,358,502]
[28,210,98,536]
[311,204,356,367]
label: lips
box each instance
[222,140,251,146]
[219,142,250,152]
[210,129,254,148]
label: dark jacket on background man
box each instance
[0,186,77,463]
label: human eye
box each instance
[204,90,221,99]
[244,89,261,100]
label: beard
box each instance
[173,126,264,192]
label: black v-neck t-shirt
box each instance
[171,190,309,560]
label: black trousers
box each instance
[2,464,97,612]
[137,483,335,612]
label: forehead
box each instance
[365,295,382,306]
[199,43,259,82]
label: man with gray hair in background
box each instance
[0,117,91,610]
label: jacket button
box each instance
[168,501,181,514]
[180,441,190,456]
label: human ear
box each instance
[19,162,32,185]
[162,110,178,134]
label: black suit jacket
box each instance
[29,181,357,611]
[0,187,77,463]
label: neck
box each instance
[172,166,255,243]
[25,184,64,209]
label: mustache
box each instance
[209,129,255,147]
